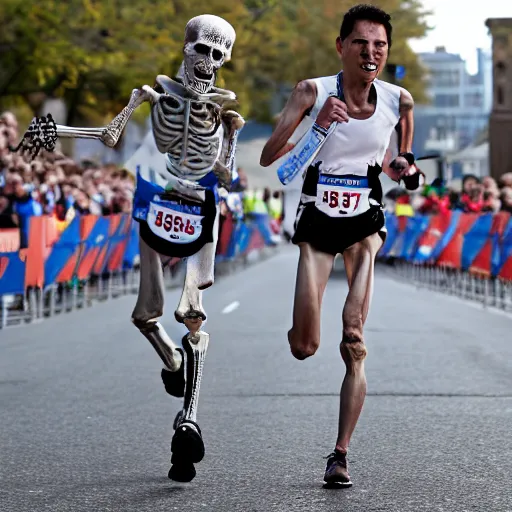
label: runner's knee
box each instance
[340,331,367,367]
[288,329,319,360]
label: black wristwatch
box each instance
[398,152,415,166]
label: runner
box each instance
[260,4,422,487]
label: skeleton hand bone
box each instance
[10,114,58,159]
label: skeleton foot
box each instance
[169,331,209,481]
[168,421,204,482]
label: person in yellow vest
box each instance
[394,194,414,217]
[243,189,255,215]
[251,189,269,215]
[268,191,283,221]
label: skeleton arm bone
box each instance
[212,110,245,190]
[260,80,317,167]
[11,88,149,159]
[57,88,149,147]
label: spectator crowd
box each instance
[386,170,512,218]
[0,111,136,245]
[0,110,284,248]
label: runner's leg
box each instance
[288,242,334,360]
[336,231,383,453]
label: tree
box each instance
[0,0,431,129]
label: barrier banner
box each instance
[76,216,111,280]
[378,213,399,258]
[103,214,132,274]
[400,215,430,260]
[0,211,280,297]
[377,212,512,281]
[123,221,140,270]
[435,213,479,269]
[497,222,512,280]
[216,214,235,259]
[0,253,25,295]
[461,213,494,273]
[384,216,409,259]
[493,213,512,279]
[45,216,81,287]
[467,212,510,277]
[233,221,253,257]
[414,210,461,264]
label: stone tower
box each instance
[486,18,512,180]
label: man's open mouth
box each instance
[194,69,213,81]
[361,63,377,72]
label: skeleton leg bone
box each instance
[175,206,219,323]
[168,328,209,482]
[168,209,219,482]
[131,235,185,397]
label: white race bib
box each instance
[147,201,204,244]
[315,175,371,218]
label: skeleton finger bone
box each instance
[10,114,58,158]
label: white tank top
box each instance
[308,73,401,175]
[287,72,402,217]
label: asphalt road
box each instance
[1,245,512,512]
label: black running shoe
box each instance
[323,450,352,488]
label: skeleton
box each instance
[12,14,244,483]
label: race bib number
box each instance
[147,201,204,244]
[315,175,371,218]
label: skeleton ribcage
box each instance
[150,94,223,181]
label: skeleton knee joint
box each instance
[197,280,213,291]
[131,315,160,332]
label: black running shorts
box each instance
[291,203,386,256]
[291,163,386,256]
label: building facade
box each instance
[412,47,492,178]
[486,18,512,180]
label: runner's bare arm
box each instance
[260,80,317,167]
[398,88,414,154]
[382,88,415,183]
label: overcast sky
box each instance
[408,0,511,74]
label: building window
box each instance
[465,93,483,108]
[497,85,504,105]
[431,69,460,87]
[434,94,460,107]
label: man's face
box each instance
[463,177,477,194]
[13,180,25,198]
[337,20,389,83]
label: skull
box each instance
[182,15,236,94]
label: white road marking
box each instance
[222,301,240,314]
